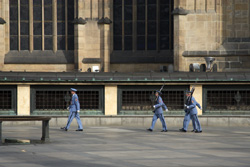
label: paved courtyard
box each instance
[0,125,250,167]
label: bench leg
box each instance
[41,120,50,142]
[0,121,2,145]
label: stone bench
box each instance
[0,116,51,145]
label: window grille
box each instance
[0,91,12,110]
[119,86,188,112]
[35,90,100,110]
[206,90,250,111]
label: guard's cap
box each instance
[155,90,162,95]
[186,90,192,93]
[71,88,77,92]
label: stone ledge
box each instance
[4,51,74,64]
[72,17,87,24]
[97,17,112,24]
[225,38,250,43]
[0,17,6,24]
[82,58,102,64]
[183,50,250,57]
[172,7,189,15]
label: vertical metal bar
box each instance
[249,0,250,36]
[156,0,159,52]
[52,0,57,52]
[122,0,124,51]
[42,0,45,50]
[103,0,105,17]
[133,0,137,51]
[65,0,68,51]
[29,0,33,52]
[145,0,147,51]
[169,0,172,50]
[18,0,20,51]
[75,0,77,18]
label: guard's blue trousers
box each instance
[150,113,167,131]
[66,111,83,130]
[191,114,202,132]
[183,112,195,131]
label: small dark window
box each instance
[20,37,29,50]
[57,6,66,21]
[20,6,29,20]
[33,6,42,21]
[45,37,53,50]
[10,22,18,35]
[44,6,52,20]
[137,36,145,50]
[57,36,66,50]
[114,22,122,35]
[10,36,18,50]
[124,36,133,50]
[44,22,53,35]
[34,36,42,50]
[33,22,42,35]
[147,36,156,50]
[124,22,133,35]
[57,22,66,35]
[114,36,122,50]
[137,22,145,35]
[68,37,74,50]
[10,6,18,20]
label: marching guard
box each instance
[61,88,83,131]
[147,90,168,132]
[180,89,202,133]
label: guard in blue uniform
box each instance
[180,91,202,133]
[61,88,83,131]
[181,111,196,132]
[147,90,168,132]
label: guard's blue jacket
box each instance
[186,97,201,115]
[154,96,168,114]
[69,94,80,112]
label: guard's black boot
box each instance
[161,130,168,132]
[195,130,202,133]
[76,129,83,131]
[179,128,187,132]
[61,127,68,131]
[147,128,153,132]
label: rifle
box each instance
[185,85,195,110]
[152,82,165,113]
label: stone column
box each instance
[173,2,188,72]
[105,85,117,116]
[17,85,30,116]
[74,0,87,71]
[0,23,5,71]
[76,0,112,72]
[103,0,112,72]
[190,85,203,115]
[103,24,111,72]
[0,0,6,71]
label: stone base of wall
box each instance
[2,116,250,127]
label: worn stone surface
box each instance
[1,125,250,167]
